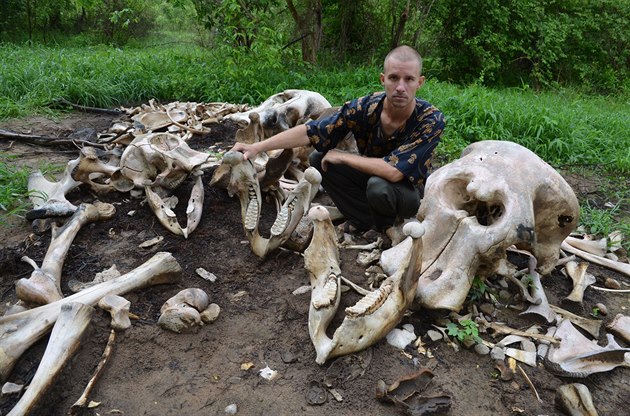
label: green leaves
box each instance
[446,320,482,344]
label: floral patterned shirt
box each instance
[305,92,445,187]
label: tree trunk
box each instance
[286,0,322,64]
[391,0,410,49]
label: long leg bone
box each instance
[561,241,630,277]
[16,202,116,305]
[305,205,425,364]
[0,251,182,383]
[7,302,93,416]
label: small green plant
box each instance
[468,276,487,302]
[591,307,601,318]
[446,319,482,344]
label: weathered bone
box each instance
[555,383,599,416]
[98,294,132,331]
[70,328,116,413]
[131,108,187,131]
[26,157,82,219]
[562,260,596,303]
[71,146,133,194]
[158,288,211,334]
[549,305,601,338]
[305,205,424,364]
[0,251,182,382]
[544,319,630,377]
[607,314,630,344]
[561,241,630,277]
[519,256,557,323]
[235,112,264,144]
[565,235,608,257]
[144,170,205,238]
[6,302,93,416]
[16,202,116,305]
[119,132,210,190]
[415,141,579,311]
[222,150,321,257]
[225,89,331,137]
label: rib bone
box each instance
[561,241,630,277]
[7,302,93,416]
[16,202,116,305]
[0,251,182,383]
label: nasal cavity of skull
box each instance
[443,180,504,226]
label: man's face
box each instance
[380,57,425,109]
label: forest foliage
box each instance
[1,0,628,94]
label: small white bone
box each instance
[562,261,596,303]
[555,383,599,416]
[98,294,132,331]
[27,157,81,219]
[565,235,608,257]
[561,241,630,277]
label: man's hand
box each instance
[230,142,260,161]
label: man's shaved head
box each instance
[384,45,423,75]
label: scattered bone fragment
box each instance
[1,382,23,396]
[555,383,599,416]
[607,314,630,344]
[375,369,435,403]
[550,305,602,338]
[305,205,425,364]
[69,329,116,414]
[561,241,630,277]
[196,267,217,282]
[386,325,417,349]
[259,365,279,381]
[98,294,132,331]
[200,304,220,323]
[72,146,133,194]
[415,141,579,311]
[6,302,94,416]
[563,261,596,303]
[16,202,116,305]
[545,319,630,377]
[139,235,164,248]
[0,251,182,383]
[604,278,621,290]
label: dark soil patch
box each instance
[1,112,628,416]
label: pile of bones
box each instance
[1,89,629,415]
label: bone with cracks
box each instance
[221,150,321,258]
[304,205,425,364]
[1,251,182,384]
[16,202,116,305]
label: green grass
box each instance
[0,41,628,241]
[0,154,32,224]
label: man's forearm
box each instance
[256,124,311,153]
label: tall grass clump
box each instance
[0,154,31,223]
[1,42,628,173]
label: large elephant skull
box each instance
[415,140,579,311]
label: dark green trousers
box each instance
[309,151,421,232]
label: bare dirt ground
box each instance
[0,112,628,416]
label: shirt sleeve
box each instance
[305,96,367,152]
[384,106,445,186]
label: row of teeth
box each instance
[346,282,392,317]
[270,198,296,236]
[312,273,339,309]
[244,186,259,231]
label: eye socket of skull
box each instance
[440,178,505,226]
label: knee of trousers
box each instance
[366,176,396,209]
[308,150,324,171]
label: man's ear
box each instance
[380,73,385,85]
[418,75,426,88]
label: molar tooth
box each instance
[271,207,289,236]
[312,273,338,309]
[346,283,392,317]
[245,198,259,231]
